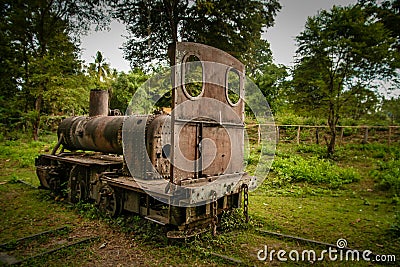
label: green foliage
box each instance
[275,113,303,125]
[42,74,92,116]
[0,0,108,140]
[251,40,288,114]
[87,51,116,90]
[372,159,400,195]
[271,155,360,189]
[290,4,399,155]
[75,202,103,220]
[382,97,400,125]
[2,133,400,265]
[227,69,240,104]
[40,115,67,132]
[360,0,400,54]
[219,209,254,232]
[184,56,204,98]
[296,144,326,155]
[73,201,167,242]
[112,0,281,69]
[274,111,327,126]
[1,139,55,169]
[120,216,167,243]
[109,69,149,112]
[340,86,381,120]
[390,211,400,237]
[9,174,20,184]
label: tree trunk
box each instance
[163,0,178,42]
[33,94,42,141]
[327,125,336,157]
[327,101,337,157]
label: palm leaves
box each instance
[88,51,111,84]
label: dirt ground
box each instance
[0,183,162,266]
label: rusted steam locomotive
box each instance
[36,42,254,237]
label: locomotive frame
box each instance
[35,42,253,237]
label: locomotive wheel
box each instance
[98,185,122,217]
[74,179,87,202]
[68,165,87,203]
[48,177,60,193]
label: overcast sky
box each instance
[79,0,357,72]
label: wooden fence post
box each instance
[276,126,280,144]
[256,124,398,147]
[297,126,301,145]
[362,127,369,144]
[339,127,344,146]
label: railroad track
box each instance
[192,228,382,265]
[0,226,97,265]
[8,180,384,265]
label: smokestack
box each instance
[89,89,109,116]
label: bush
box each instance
[390,211,400,237]
[343,127,357,137]
[296,144,326,155]
[371,159,400,195]
[276,113,303,125]
[271,155,360,189]
[219,209,251,231]
[303,117,326,125]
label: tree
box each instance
[109,69,148,112]
[359,0,400,53]
[88,51,114,89]
[382,97,400,125]
[250,40,288,114]
[0,0,108,140]
[111,0,281,69]
[340,85,380,120]
[290,5,399,156]
[91,51,110,80]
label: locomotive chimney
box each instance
[89,89,109,116]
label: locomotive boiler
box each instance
[36,42,254,237]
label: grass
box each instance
[0,133,58,186]
[246,142,400,264]
[0,183,93,266]
[0,133,399,266]
[271,155,360,188]
[371,159,400,196]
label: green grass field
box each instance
[0,134,399,266]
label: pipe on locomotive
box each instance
[56,89,125,155]
[89,89,109,116]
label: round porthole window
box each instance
[182,54,204,99]
[226,68,241,105]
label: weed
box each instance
[296,144,326,155]
[390,211,400,237]
[73,201,167,243]
[2,132,400,265]
[120,215,167,243]
[74,202,102,220]
[219,209,254,231]
[270,155,360,189]
[371,159,400,195]
[9,174,19,184]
